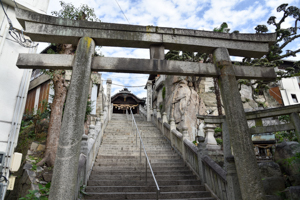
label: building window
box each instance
[291,94,298,103]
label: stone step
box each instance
[90,170,193,176]
[85,185,205,192]
[87,179,202,187]
[97,153,178,157]
[98,147,172,151]
[88,174,197,181]
[98,149,175,154]
[85,114,214,200]
[84,191,211,199]
[93,161,185,167]
[94,159,183,165]
[96,155,180,160]
[91,166,189,172]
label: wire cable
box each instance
[0,0,37,48]
[0,0,12,29]
[13,0,18,8]
[112,83,145,87]
[114,0,130,24]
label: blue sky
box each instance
[39,0,300,98]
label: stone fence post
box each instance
[147,80,152,121]
[106,79,112,121]
[182,127,189,162]
[170,118,176,147]
[81,134,88,156]
[196,136,206,183]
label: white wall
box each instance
[0,1,49,197]
[91,84,98,115]
[280,77,300,106]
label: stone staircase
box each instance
[84,113,215,200]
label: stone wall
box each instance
[152,75,281,141]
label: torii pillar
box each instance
[213,48,266,200]
[49,37,95,200]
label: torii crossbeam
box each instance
[15,7,277,200]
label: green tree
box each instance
[37,1,100,167]
[238,3,300,108]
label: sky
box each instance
[38,0,300,98]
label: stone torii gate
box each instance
[15,8,277,200]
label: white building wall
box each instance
[280,77,300,106]
[0,1,49,198]
[91,84,98,115]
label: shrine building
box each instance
[111,88,145,114]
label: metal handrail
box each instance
[130,108,160,200]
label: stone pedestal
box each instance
[203,124,220,150]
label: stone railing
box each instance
[76,105,111,199]
[139,108,228,200]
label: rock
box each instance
[30,142,39,151]
[258,161,285,195]
[239,84,252,100]
[39,181,48,185]
[27,150,33,155]
[258,162,282,177]
[36,144,45,151]
[274,141,300,185]
[265,195,282,200]
[262,176,285,195]
[287,186,300,200]
[36,166,44,173]
[42,172,53,182]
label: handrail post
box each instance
[140,139,142,163]
[145,157,147,185]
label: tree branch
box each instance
[276,13,288,31]
[279,34,300,50]
[278,48,300,59]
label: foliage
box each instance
[19,183,50,200]
[239,3,300,96]
[192,140,197,145]
[214,127,222,133]
[285,152,300,172]
[278,115,290,123]
[275,131,298,143]
[162,86,166,99]
[85,99,94,122]
[51,1,100,22]
[80,185,90,196]
[213,22,230,33]
[19,190,39,200]
[216,138,223,146]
